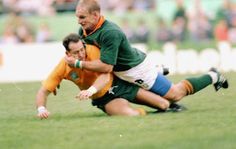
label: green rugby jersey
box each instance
[79,20,146,71]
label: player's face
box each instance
[68,41,86,61]
[75,6,99,32]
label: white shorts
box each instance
[114,58,158,90]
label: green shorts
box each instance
[92,77,139,112]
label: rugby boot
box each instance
[209,67,229,91]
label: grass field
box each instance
[0,72,235,149]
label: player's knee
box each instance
[120,107,141,116]
[110,109,140,116]
[159,100,170,110]
[125,110,140,116]
[105,99,140,116]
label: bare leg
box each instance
[163,83,187,102]
[135,88,170,110]
[104,98,145,116]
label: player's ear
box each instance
[93,11,100,18]
[65,51,69,56]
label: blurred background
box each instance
[1,0,236,82]
[0,0,236,49]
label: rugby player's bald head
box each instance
[77,0,100,13]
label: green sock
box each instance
[186,74,212,94]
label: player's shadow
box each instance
[148,104,188,114]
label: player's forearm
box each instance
[35,87,51,119]
[81,60,113,73]
[78,73,111,99]
[36,87,50,108]
[92,73,111,91]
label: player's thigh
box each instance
[105,98,139,116]
[135,88,169,110]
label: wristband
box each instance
[87,86,98,95]
[37,106,46,113]
[74,60,83,68]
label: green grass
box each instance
[0,72,236,149]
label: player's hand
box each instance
[37,106,50,119]
[64,55,76,67]
[76,90,93,100]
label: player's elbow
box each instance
[36,87,50,104]
[102,64,113,73]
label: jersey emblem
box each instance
[108,85,118,95]
[135,79,149,88]
[70,72,79,80]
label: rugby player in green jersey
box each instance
[65,0,228,112]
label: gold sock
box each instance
[136,108,147,116]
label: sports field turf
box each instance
[0,72,235,149]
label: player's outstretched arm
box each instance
[76,73,111,100]
[36,87,51,119]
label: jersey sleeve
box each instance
[99,30,123,65]
[42,59,66,92]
